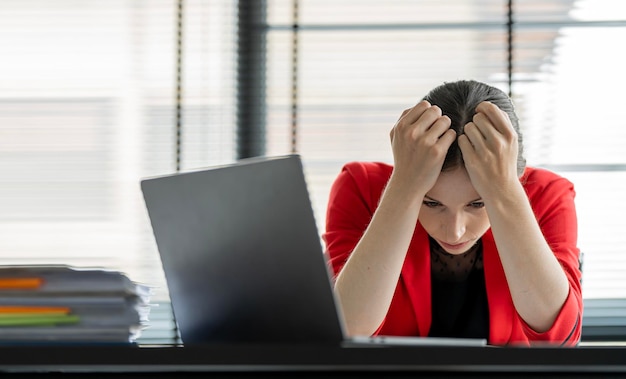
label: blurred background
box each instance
[1,0,625,343]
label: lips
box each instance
[438,240,470,251]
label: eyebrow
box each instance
[423,195,483,204]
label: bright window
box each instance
[1,0,625,342]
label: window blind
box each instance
[2,0,626,344]
[511,1,626,302]
[0,0,238,344]
[0,0,174,289]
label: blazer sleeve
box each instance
[519,170,583,345]
[322,162,387,279]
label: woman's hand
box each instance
[459,102,572,333]
[457,101,520,201]
[389,100,457,197]
[333,101,456,336]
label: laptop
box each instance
[140,154,486,347]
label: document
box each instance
[0,265,152,344]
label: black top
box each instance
[428,238,490,340]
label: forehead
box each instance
[426,168,481,204]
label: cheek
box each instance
[468,212,491,235]
[417,208,440,235]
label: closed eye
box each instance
[469,201,485,209]
[422,200,442,208]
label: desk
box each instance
[1,344,626,377]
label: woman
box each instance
[323,80,582,346]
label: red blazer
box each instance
[323,162,582,346]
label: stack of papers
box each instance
[0,265,152,344]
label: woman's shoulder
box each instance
[331,162,393,206]
[521,166,575,200]
[339,161,394,185]
[522,166,573,188]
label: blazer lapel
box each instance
[400,226,514,342]
[482,229,514,344]
[401,223,432,337]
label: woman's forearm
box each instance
[485,182,570,332]
[334,177,425,336]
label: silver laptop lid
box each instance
[140,155,344,345]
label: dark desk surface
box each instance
[1,343,626,377]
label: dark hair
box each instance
[423,80,526,176]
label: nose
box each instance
[445,212,466,243]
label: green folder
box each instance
[0,314,80,327]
